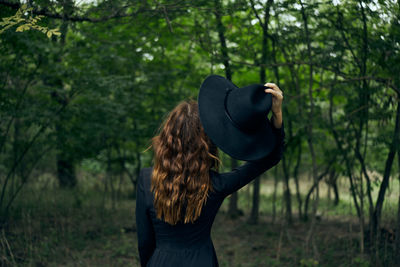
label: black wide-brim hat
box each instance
[198,75,276,161]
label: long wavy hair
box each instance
[151,100,220,225]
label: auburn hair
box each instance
[151,100,220,225]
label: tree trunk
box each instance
[281,156,292,224]
[55,113,76,187]
[213,0,232,81]
[249,177,260,224]
[54,0,75,188]
[330,174,340,206]
[134,151,142,194]
[395,149,400,262]
[271,31,294,223]
[329,91,361,219]
[372,100,400,237]
[11,118,21,198]
[273,15,304,222]
[57,154,77,187]
[355,3,373,250]
[228,158,242,218]
[247,0,274,225]
[213,0,242,219]
[228,192,242,218]
[304,177,322,221]
[272,166,278,224]
[299,3,319,257]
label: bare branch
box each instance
[249,0,264,28]
[0,0,187,23]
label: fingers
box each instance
[264,89,283,100]
[264,83,283,99]
[264,83,282,94]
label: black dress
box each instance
[136,125,284,267]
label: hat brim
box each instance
[198,75,276,161]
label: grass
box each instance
[221,173,400,221]
[1,172,399,266]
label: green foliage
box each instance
[353,255,371,267]
[300,258,319,267]
[0,0,400,264]
[0,4,60,37]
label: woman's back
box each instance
[136,126,284,267]
[136,77,284,266]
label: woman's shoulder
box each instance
[140,167,153,177]
[138,167,153,190]
[208,169,225,195]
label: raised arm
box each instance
[212,82,284,197]
[212,124,284,197]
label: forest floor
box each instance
[1,176,398,267]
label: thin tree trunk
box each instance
[228,158,242,218]
[272,166,278,224]
[303,162,334,220]
[228,192,241,218]
[332,178,340,206]
[395,149,400,262]
[134,151,142,195]
[356,3,372,253]
[10,118,21,202]
[293,144,303,219]
[359,172,365,254]
[55,0,76,188]
[328,74,362,219]
[300,2,319,258]
[269,19,294,223]
[248,0,274,225]
[281,157,292,224]
[372,100,400,237]
[249,178,261,224]
[327,171,340,206]
[213,0,242,219]
[106,146,116,210]
[57,154,77,187]
[355,147,374,223]
[0,104,67,213]
[213,0,232,81]
[275,12,310,223]
[0,72,35,154]
[3,145,51,221]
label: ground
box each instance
[1,174,398,266]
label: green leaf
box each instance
[16,25,25,32]
[47,31,52,38]
[2,24,13,32]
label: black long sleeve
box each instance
[135,124,285,265]
[212,123,285,197]
[136,169,156,267]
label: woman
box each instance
[136,75,284,267]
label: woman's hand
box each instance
[264,83,283,129]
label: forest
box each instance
[0,0,399,266]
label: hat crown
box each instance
[198,75,276,161]
[225,84,272,132]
